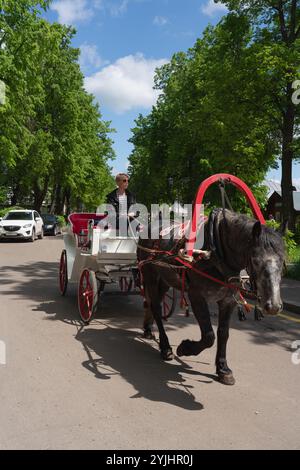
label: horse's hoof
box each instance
[143,329,154,340]
[218,373,235,386]
[176,343,185,357]
[161,349,174,361]
[176,339,194,357]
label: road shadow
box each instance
[0,259,299,355]
[76,326,207,410]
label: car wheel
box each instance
[38,227,44,239]
[30,228,36,242]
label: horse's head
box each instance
[249,222,285,316]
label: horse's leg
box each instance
[143,285,154,339]
[143,272,173,360]
[177,291,215,357]
[216,297,236,386]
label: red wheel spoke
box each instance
[59,251,68,295]
[78,269,95,322]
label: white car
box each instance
[0,210,44,241]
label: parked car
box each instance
[41,214,62,236]
[0,210,44,241]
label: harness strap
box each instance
[219,179,234,212]
[138,244,253,297]
[137,236,254,315]
[180,270,190,316]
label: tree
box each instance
[0,1,115,213]
[216,0,300,228]
[129,14,280,210]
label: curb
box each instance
[283,301,300,316]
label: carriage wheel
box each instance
[59,249,68,296]
[119,277,133,293]
[162,288,177,320]
[78,269,98,324]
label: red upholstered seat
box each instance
[68,213,107,236]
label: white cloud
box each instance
[51,0,145,23]
[93,0,104,9]
[84,53,168,114]
[201,0,227,17]
[79,43,107,72]
[153,16,168,27]
[51,0,93,24]
[108,0,129,17]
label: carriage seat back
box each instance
[68,213,107,246]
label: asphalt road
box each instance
[0,236,300,450]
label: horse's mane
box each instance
[257,225,285,256]
[224,210,285,257]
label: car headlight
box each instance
[23,224,33,228]
[46,224,54,228]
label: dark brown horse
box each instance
[137,209,285,385]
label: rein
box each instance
[137,243,254,313]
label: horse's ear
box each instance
[252,221,262,243]
[278,220,288,236]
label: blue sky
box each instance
[45,0,300,184]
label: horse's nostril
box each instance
[264,301,272,312]
[264,301,282,315]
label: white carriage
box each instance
[59,213,176,323]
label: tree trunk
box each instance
[64,187,72,215]
[54,184,62,214]
[49,184,57,214]
[33,178,49,213]
[11,183,20,206]
[281,83,296,231]
[10,192,18,207]
[75,197,83,212]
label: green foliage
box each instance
[0,1,115,213]
[129,1,300,231]
[266,219,297,260]
[129,13,281,207]
[215,0,300,229]
[286,246,300,281]
[0,206,25,217]
[56,215,66,227]
[294,223,300,245]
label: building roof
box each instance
[270,190,300,211]
[265,180,282,198]
[265,179,300,210]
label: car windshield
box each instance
[4,211,33,221]
[42,215,56,223]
